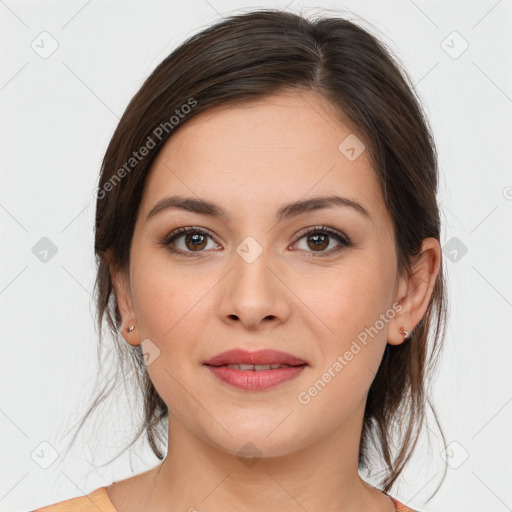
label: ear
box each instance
[105,249,140,346]
[387,237,441,346]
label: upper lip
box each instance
[204,348,307,367]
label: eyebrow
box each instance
[146,194,371,223]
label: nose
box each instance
[217,241,291,330]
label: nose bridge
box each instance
[219,235,289,326]
[232,236,275,302]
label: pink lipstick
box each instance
[203,348,307,391]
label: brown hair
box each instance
[65,8,448,495]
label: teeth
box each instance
[224,363,291,371]
[242,364,267,371]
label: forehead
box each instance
[140,90,387,225]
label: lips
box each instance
[203,348,307,367]
[203,348,308,390]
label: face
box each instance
[112,90,413,458]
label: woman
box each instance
[32,8,447,512]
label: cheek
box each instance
[295,268,392,419]
[296,259,394,401]
[303,258,395,341]
[130,249,212,340]
[129,262,213,415]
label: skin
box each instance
[105,90,441,512]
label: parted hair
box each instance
[66,9,448,494]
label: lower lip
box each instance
[205,365,306,391]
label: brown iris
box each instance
[307,233,329,251]
[184,233,208,251]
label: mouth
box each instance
[203,348,308,391]
[207,363,306,371]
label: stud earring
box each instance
[127,325,135,333]
[398,326,409,338]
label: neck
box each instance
[143,413,394,512]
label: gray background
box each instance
[1,1,511,511]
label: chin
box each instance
[203,423,309,461]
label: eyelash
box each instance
[161,225,352,259]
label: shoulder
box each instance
[30,486,116,512]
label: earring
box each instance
[398,326,409,338]
[127,325,135,333]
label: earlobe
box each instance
[123,324,140,346]
[105,249,140,346]
[388,237,441,346]
[398,326,410,338]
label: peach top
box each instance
[31,485,418,511]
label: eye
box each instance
[161,225,352,258]
[291,225,352,258]
[162,226,221,257]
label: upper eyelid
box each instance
[165,226,218,244]
[292,226,350,243]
